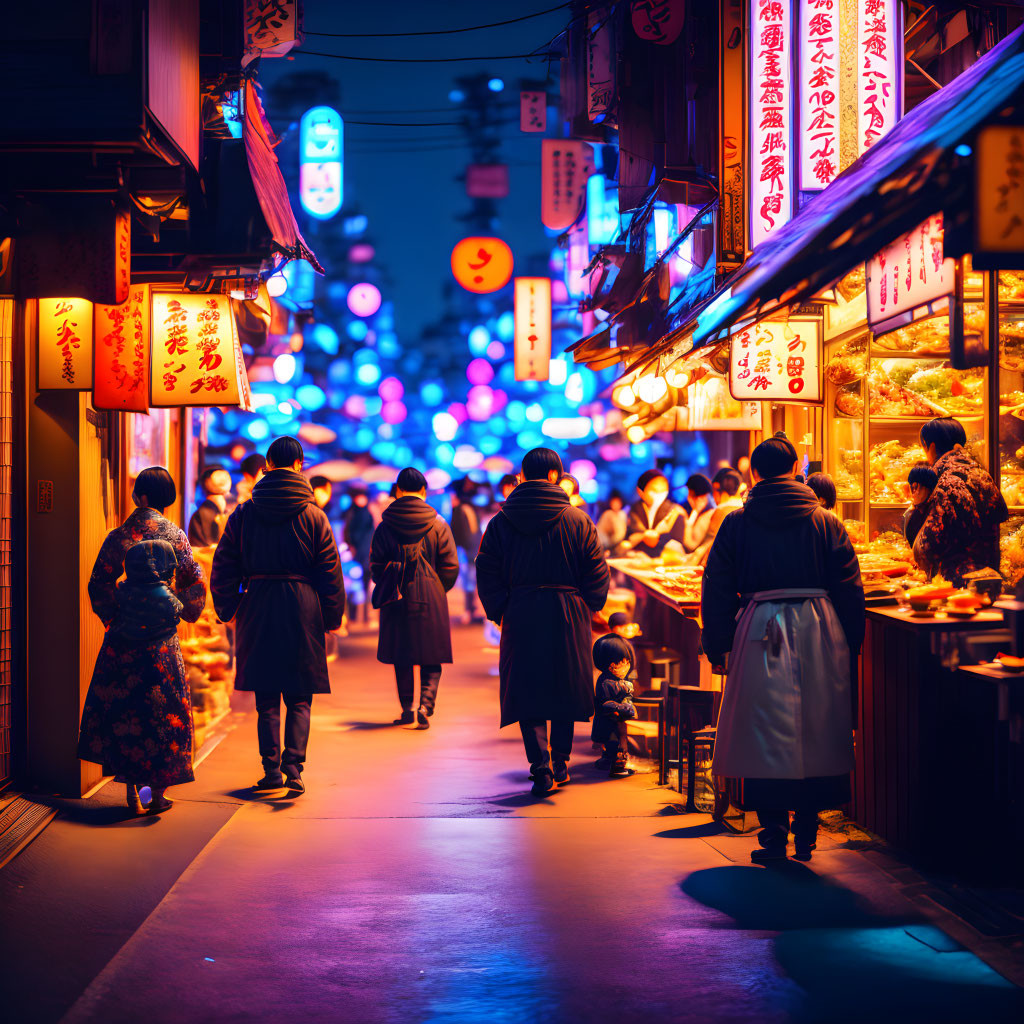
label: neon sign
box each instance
[299,106,343,220]
[857,0,900,154]
[798,0,840,189]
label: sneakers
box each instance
[531,769,556,797]
[610,758,631,778]
[393,710,415,725]
[552,761,570,786]
[416,707,431,730]
[285,775,305,796]
[253,773,286,791]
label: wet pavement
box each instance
[4,623,1024,1023]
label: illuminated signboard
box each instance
[299,106,343,220]
[749,0,794,248]
[520,91,546,132]
[730,318,822,402]
[975,125,1024,268]
[94,284,151,412]
[798,0,840,189]
[587,174,620,247]
[514,278,552,382]
[38,297,93,389]
[857,0,900,154]
[586,10,615,125]
[542,139,593,231]
[450,237,514,294]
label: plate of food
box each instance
[996,652,1024,672]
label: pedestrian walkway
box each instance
[3,626,1024,1023]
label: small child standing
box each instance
[592,633,638,778]
[904,463,938,546]
[115,539,185,642]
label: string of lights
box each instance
[303,2,572,37]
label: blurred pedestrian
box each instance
[344,490,376,623]
[451,478,484,623]
[682,474,714,553]
[371,467,459,728]
[212,436,346,796]
[310,474,333,511]
[236,453,266,505]
[622,469,683,556]
[188,465,233,547]
[477,448,610,796]
[596,489,628,553]
[691,469,744,564]
[497,474,518,502]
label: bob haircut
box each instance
[134,466,176,511]
[636,468,668,492]
[240,453,266,478]
[750,435,798,479]
[266,435,304,469]
[685,473,713,497]
[593,633,636,674]
[919,417,966,457]
[522,447,563,481]
[908,464,938,491]
[717,470,742,496]
[558,473,580,495]
[396,467,427,493]
[806,472,837,510]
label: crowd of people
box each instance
[76,415,1007,860]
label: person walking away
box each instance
[691,469,745,565]
[497,474,518,503]
[188,465,233,547]
[596,489,628,554]
[476,448,610,796]
[344,490,375,623]
[236,453,266,505]
[79,468,207,815]
[310,475,333,511]
[913,417,1008,585]
[701,435,864,861]
[211,436,345,795]
[622,469,684,556]
[451,478,484,623]
[591,633,637,777]
[371,468,459,727]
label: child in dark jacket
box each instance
[592,633,638,777]
[114,540,184,643]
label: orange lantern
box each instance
[38,297,93,389]
[514,277,552,382]
[94,284,151,412]
[450,236,514,294]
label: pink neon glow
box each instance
[343,395,366,418]
[466,385,495,421]
[378,376,404,402]
[448,402,468,424]
[381,401,407,424]
[347,283,382,317]
[349,243,376,263]
[570,459,597,481]
[486,341,506,360]
[466,358,494,386]
[491,388,508,413]
[551,279,569,305]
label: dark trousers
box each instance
[756,809,820,849]
[395,664,442,714]
[358,556,372,622]
[519,719,574,773]
[603,721,629,761]
[254,692,313,779]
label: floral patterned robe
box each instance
[78,508,207,787]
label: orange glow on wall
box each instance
[38,297,93,389]
[450,237,514,294]
[150,292,243,407]
[514,277,552,381]
[94,284,151,412]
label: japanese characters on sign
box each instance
[798,0,840,189]
[38,297,93,390]
[974,125,1024,267]
[299,106,343,220]
[719,0,746,269]
[749,0,794,249]
[150,293,242,407]
[586,11,616,125]
[730,319,822,402]
[94,284,151,412]
[541,140,593,231]
[865,214,954,327]
[857,0,900,154]
[115,208,131,305]
[520,91,547,133]
[631,0,686,45]
[514,278,552,382]
[243,0,301,66]
[450,237,514,294]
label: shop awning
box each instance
[688,24,1024,349]
[243,81,324,275]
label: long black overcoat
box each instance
[370,496,459,665]
[211,470,346,694]
[476,481,610,727]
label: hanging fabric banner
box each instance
[243,0,302,66]
[150,292,244,407]
[514,278,552,382]
[38,297,94,390]
[520,91,547,132]
[798,0,840,189]
[541,139,593,231]
[94,284,151,412]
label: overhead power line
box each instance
[303,2,572,37]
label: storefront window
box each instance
[128,410,170,479]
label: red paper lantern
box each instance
[450,237,514,294]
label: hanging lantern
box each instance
[38,297,93,389]
[541,140,593,231]
[514,277,552,382]
[450,237,514,294]
[94,284,150,412]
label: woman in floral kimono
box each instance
[78,467,207,815]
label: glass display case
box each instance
[997,270,1024,586]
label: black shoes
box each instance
[285,775,305,796]
[610,758,631,778]
[531,769,556,797]
[253,773,285,791]
[750,846,788,864]
[416,707,431,729]
[793,841,816,862]
[394,710,415,725]
[552,761,570,786]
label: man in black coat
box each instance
[450,478,484,623]
[344,490,375,623]
[211,436,346,795]
[476,448,610,797]
[371,467,459,728]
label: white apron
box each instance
[711,588,854,780]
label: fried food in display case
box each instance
[999,271,1024,302]
[835,364,939,418]
[824,335,868,386]
[868,439,928,502]
[844,519,866,545]
[836,447,863,499]
[882,361,986,417]
[1001,516,1024,587]
[872,312,951,356]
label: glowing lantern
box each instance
[467,385,495,421]
[513,278,552,382]
[347,283,382,317]
[636,374,668,403]
[381,401,407,424]
[299,106,343,220]
[466,358,494,386]
[93,284,150,411]
[38,297,93,389]
[433,411,459,441]
[378,376,404,402]
[450,237,514,294]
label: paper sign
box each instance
[730,319,822,402]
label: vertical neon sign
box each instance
[798,0,840,189]
[857,0,900,154]
[299,106,343,220]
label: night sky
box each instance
[261,0,568,340]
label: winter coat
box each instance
[114,540,183,644]
[188,498,225,548]
[591,672,638,743]
[451,502,482,553]
[476,480,610,726]
[913,447,1008,586]
[211,469,346,694]
[625,499,684,556]
[701,478,865,781]
[343,504,375,561]
[370,496,460,665]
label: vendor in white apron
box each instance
[701,434,865,863]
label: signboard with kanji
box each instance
[243,0,301,66]
[857,0,900,154]
[974,124,1024,268]
[520,91,547,132]
[514,278,552,382]
[798,0,840,189]
[718,0,746,269]
[94,284,151,412]
[865,214,954,327]
[729,319,822,402]
[38,297,94,390]
[749,0,795,248]
[150,293,243,407]
[586,11,616,125]
[450,237,514,294]
[541,140,593,231]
